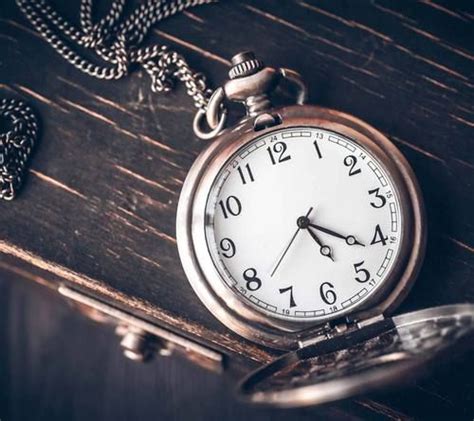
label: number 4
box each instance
[370,224,388,246]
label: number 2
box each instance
[343,155,361,176]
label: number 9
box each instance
[219,238,236,258]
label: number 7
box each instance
[279,286,297,308]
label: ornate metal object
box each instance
[193,51,308,139]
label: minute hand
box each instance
[308,223,365,246]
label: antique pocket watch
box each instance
[177,52,474,406]
[14,0,472,407]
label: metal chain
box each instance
[0,99,39,201]
[15,0,217,111]
[2,0,222,200]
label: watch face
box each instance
[204,127,404,322]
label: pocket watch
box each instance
[177,52,474,406]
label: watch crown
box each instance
[229,51,264,79]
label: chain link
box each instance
[0,99,39,200]
[16,0,217,111]
[2,0,221,200]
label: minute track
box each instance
[204,126,403,321]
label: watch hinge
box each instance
[356,313,386,328]
[297,314,386,348]
[328,313,386,335]
[297,320,347,348]
[325,317,354,339]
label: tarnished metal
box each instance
[58,285,223,372]
[238,304,474,407]
[195,51,309,139]
[279,68,308,105]
[118,327,156,362]
[193,106,228,141]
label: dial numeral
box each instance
[313,139,323,159]
[219,238,236,258]
[319,282,337,305]
[343,155,362,176]
[279,286,297,308]
[353,261,371,283]
[218,195,242,219]
[243,268,262,291]
[370,224,388,246]
[237,163,255,184]
[368,188,387,208]
[267,142,291,165]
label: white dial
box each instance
[204,127,403,322]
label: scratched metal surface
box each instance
[0,0,473,419]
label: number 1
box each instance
[313,140,322,159]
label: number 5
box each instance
[353,261,371,283]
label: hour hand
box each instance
[306,227,334,261]
[345,235,364,247]
[308,223,365,247]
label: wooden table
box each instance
[1,0,473,419]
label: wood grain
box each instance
[0,0,473,419]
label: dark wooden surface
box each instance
[1,0,473,419]
[2,275,474,421]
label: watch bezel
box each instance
[176,105,426,350]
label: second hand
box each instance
[270,206,313,277]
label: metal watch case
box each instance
[239,304,474,407]
[177,104,426,350]
[176,52,474,407]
